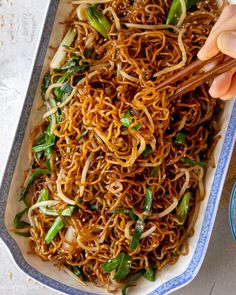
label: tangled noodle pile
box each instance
[15,0,223,293]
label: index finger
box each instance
[198,5,236,60]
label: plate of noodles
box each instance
[0,0,236,294]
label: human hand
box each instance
[198,5,236,100]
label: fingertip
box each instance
[197,44,218,61]
[217,31,236,59]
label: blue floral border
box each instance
[0,0,236,294]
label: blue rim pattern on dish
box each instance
[0,1,236,294]
[229,182,236,242]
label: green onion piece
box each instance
[45,216,64,244]
[13,208,29,229]
[102,253,123,273]
[78,130,88,142]
[71,266,82,277]
[61,59,77,70]
[45,159,51,170]
[86,5,111,38]
[130,219,144,250]
[112,208,138,221]
[132,122,142,131]
[38,188,49,202]
[32,142,54,153]
[122,270,145,295]
[175,132,185,144]
[181,157,206,167]
[145,189,152,212]
[41,74,51,99]
[143,267,155,282]
[120,110,131,127]
[166,0,181,25]
[37,189,75,217]
[113,253,132,280]
[166,0,197,25]
[172,251,180,256]
[178,192,192,223]
[50,28,77,69]
[142,145,152,157]
[20,169,50,201]
[61,206,75,217]
[84,49,93,58]
[151,167,158,177]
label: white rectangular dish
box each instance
[0,1,236,294]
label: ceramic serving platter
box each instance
[0,0,236,294]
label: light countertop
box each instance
[0,1,235,295]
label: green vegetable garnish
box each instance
[175,132,185,144]
[178,192,192,223]
[130,219,144,250]
[50,28,77,69]
[181,157,206,167]
[112,208,138,221]
[113,253,132,280]
[37,190,75,217]
[71,266,82,277]
[20,169,50,201]
[78,130,88,142]
[84,49,93,58]
[120,110,141,130]
[151,167,158,177]
[166,0,197,25]
[143,267,155,282]
[145,188,152,212]
[13,208,29,229]
[120,110,131,127]
[45,216,64,244]
[41,74,51,99]
[142,145,152,157]
[102,254,123,273]
[86,5,111,38]
[122,270,145,295]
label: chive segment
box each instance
[178,192,192,223]
[145,189,152,212]
[13,208,29,229]
[102,255,123,273]
[166,0,197,25]
[143,267,155,282]
[181,157,206,167]
[113,253,132,280]
[175,132,185,144]
[102,252,131,280]
[20,169,50,201]
[142,145,152,157]
[122,270,145,295]
[112,208,138,221]
[130,219,144,250]
[45,216,64,244]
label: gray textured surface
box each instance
[0,1,236,295]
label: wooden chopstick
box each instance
[172,57,236,98]
[155,52,236,98]
[156,53,225,90]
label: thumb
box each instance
[217,31,236,59]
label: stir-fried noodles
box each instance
[14,0,223,293]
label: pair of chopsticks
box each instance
[156,52,236,98]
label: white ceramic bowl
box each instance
[0,1,236,294]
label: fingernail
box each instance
[198,43,212,60]
[217,32,236,58]
[209,79,218,97]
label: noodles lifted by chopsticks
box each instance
[15,0,222,293]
